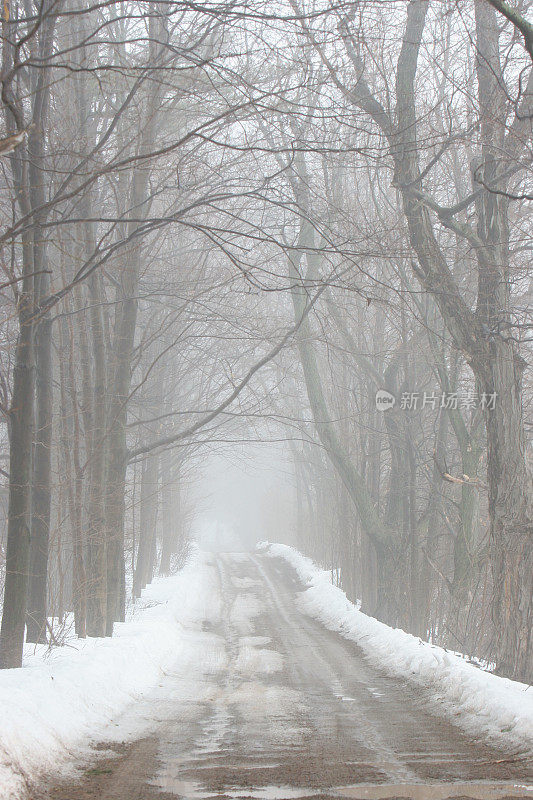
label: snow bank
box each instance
[259,542,533,753]
[0,547,220,799]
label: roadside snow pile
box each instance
[0,547,220,799]
[259,542,533,753]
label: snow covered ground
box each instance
[259,542,533,754]
[0,546,222,799]
[2,544,531,800]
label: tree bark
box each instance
[86,275,108,637]
[23,0,58,644]
[0,0,59,666]
[0,298,34,667]
[58,313,86,638]
[472,0,533,679]
[133,452,159,598]
[26,312,52,643]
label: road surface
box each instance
[41,553,533,800]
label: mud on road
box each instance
[37,553,533,800]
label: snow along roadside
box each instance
[0,547,221,799]
[259,542,533,754]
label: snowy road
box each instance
[41,552,533,800]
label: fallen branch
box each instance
[442,472,488,490]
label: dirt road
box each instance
[40,553,533,800]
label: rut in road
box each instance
[41,553,533,800]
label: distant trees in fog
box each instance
[0,0,531,681]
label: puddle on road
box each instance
[331,783,533,800]
[158,782,533,800]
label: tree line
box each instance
[0,0,531,681]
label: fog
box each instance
[191,443,296,552]
[0,0,530,687]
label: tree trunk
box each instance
[104,426,128,634]
[86,275,108,637]
[26,313,52,643]
[0,0,59,665]
[482,343,532,679]
[103,9,168,634]
[418,408,448,637]
[133,452,159,598]
[472,0,532,679]
[26,135,53,643]
[58,316,86,638]
[452,439,481,603]
[160,451,180,576]
[389,0,533,678]
[287,226,399,620]
[0,301,34,667]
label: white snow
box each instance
[0,546,222,799]
[259,541,533,753]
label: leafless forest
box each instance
[0,0,531,686]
